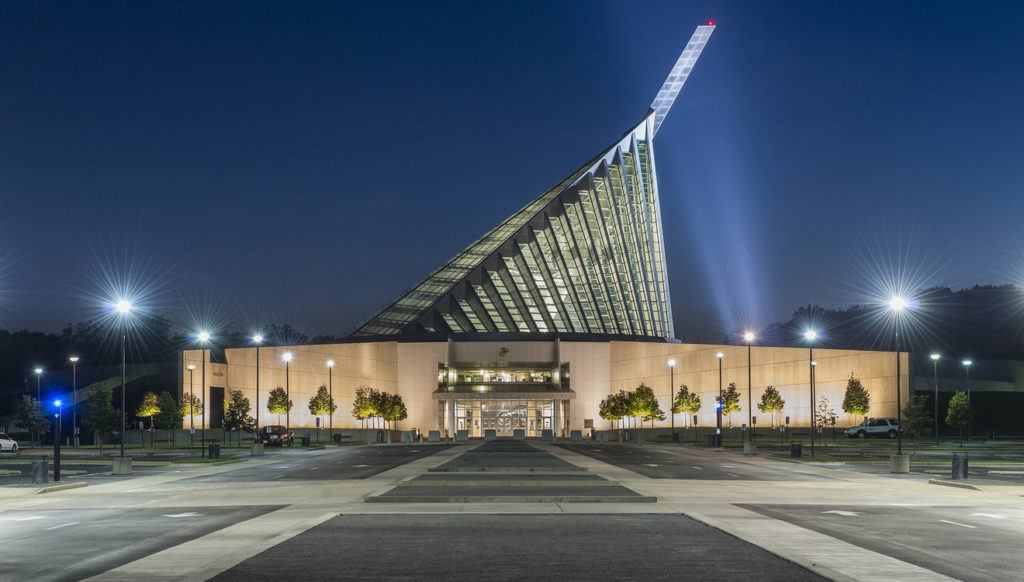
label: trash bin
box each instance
[790,443,802,459]
[301,436,311,447]
[333,433,342,444]
[31,460,49,484]
[952,453,968,480]
[208,443,220,459]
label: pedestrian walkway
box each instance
[367,440,655,503]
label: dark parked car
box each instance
[256,425,294,446]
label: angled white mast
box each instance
[649,21,716,136]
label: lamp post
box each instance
[667,358,677,441]
[197,331,210,458]
[962,359,973,441]
[69,356,79,448]
[115,299,132,458]
[53,400,62,481]
[282,352,293,440]
[253,334,263,434]
[326,359,335,442]
[715,352,724,438]
[804,330,818,458]
[33,368,43,445]
[930,353,940,446]
[187,364,196,447]
[888,296,908,457]
[743,331,756,443]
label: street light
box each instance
[743,331,756,444]
[69,356,79,447]
[326,359,335,442]
[667,358,677,441]
[962,359,973,440]
[715,352,724,439]
[196,331,211,457]
[803,329,818,458]
[53,400,62,482]
[282,352,293,439]
[888,296,908,459]
[186,364,196,447]
[253,334,264,434]
[930,353,940,446]
[114,299,132,458]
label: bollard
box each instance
[952,453,969,480]
[32,460,49,484]
[790,443,802,459]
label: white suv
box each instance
[844,418,900,439]
[0,433,18,453]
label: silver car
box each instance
[0,433,19,453]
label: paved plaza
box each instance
[2,440,1024,581]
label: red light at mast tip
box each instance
[707,19,716,26]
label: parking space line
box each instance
[939,520,977,529]
[45,521,79,530]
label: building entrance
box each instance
[455,399,554,437]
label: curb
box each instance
[35,481,88,494]
[928,478,981,491]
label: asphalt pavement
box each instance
[0,505,280,582]
[558,443,830,480]
[179,444,449,483]
[740,503,1024,582]
[213,514,824,581]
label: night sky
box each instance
[1,1,1022,341]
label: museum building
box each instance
[181,23,908,436]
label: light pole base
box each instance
[112,457,133,475]
[890,454,910,474]
[743,442,758,455]
[251,443,265,456]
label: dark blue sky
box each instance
[1,1,1022,340]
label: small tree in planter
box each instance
[224,390,257,447]
[902,394,932,450]
[842,374,870,421]
[717,383,741,427]
[815,396,837,443]
[14,395,49,446]
[155,391,182,445]
[757,385,785,428]
[308,384,337,442]
[632,383,664,430]
[672,385,701,428]
[135,391,161,447]
[945,391,974,447]
[180,393,203,447]
[267,387,292,427]
[83,385,117,451]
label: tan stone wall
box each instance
[182,342,397,430]
[610,342,909,429]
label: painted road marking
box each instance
[644,464,660,467]
[691,466,703,470]
[721,465,736,468]
[971,513,1008,519]
[355,464,370,468]
[726,473,740,478]
[821,510,861,517]
[11,516,47,522]
[310,466,320,470]
[45,522,79,530]
[940,520,977,529]
[271,474,285,479]
[162,512,202,518]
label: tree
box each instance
[630,383,664,429]
[308,384,337,441]
[902,394,932,446]
[945,391,974,446]
[382,393,408,430]
[672,385,701,427]
[267,386,292,425]
[815,396,837,431]
[14,395,48,442]
[83,384,118,450]
[180,392,203,446]
[842,374,870,420]
[352,386,377,430]
[135,391,161,447]
[224,390,257,445]
[154,392,182,445]
[757,385,785,428]
[717,382,741,427]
